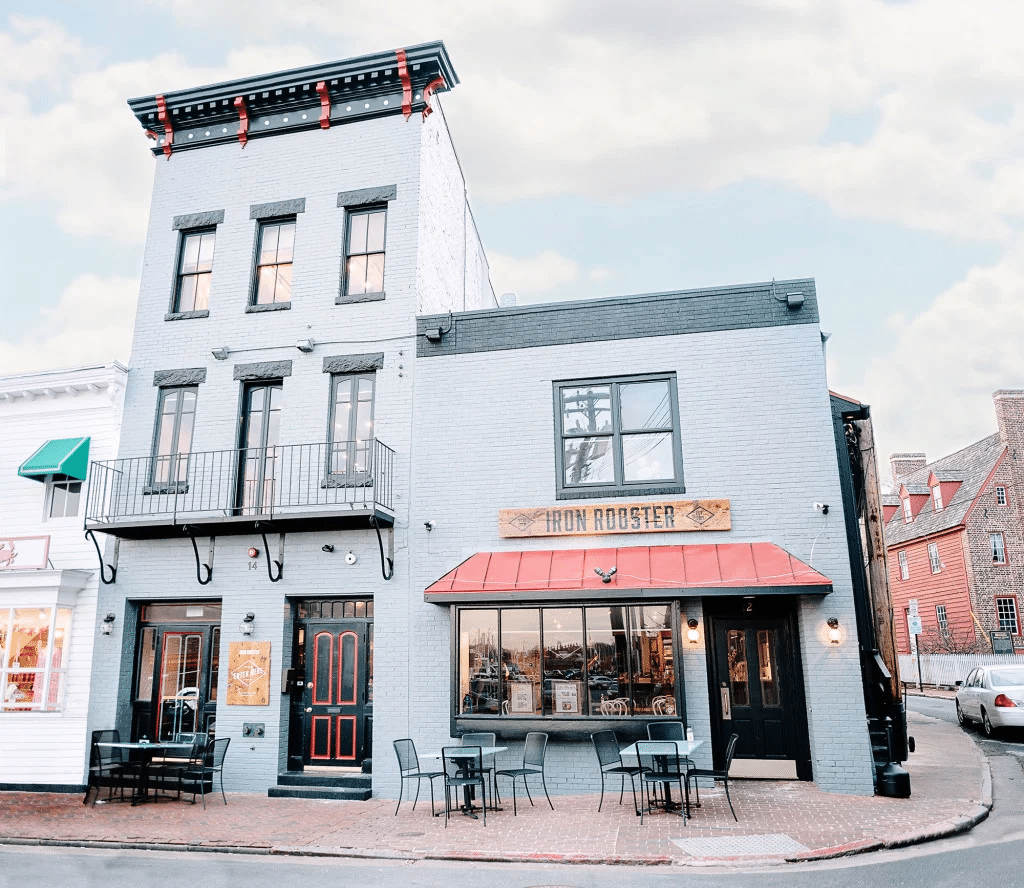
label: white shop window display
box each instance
[0,606,73,711]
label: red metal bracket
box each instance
[234,95,249,147]
[396,49,412,120]
[315,80,331,129]
[155,95,173,159]
[421,76,446,120]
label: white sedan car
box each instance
[955,665,1024,736]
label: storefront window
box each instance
[1,606,72,712]
[457,603,678,719]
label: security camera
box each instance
[813,503,829,515]
[424,521,434,531]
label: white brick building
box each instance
[0,363,126,789]
[81,42,886,801]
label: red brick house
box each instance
[884,390,1024,655]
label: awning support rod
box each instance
[370,515,393,581]
[181,526,213,585]
[255,524,283,582]
[84,530,117,584]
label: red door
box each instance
[304,621,371,765]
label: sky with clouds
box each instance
[2,1,1023,474]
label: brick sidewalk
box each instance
[0,711,988,867]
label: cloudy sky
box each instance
[2,1,1023,471]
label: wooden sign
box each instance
[227,641,271,706]
[499,499,730,538]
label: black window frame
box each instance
[340,205,388,301]
[171,226,217,315]
[148,385,199,493]
[251,216,297,307]
[553,373,684,500]
[325,371,376,486]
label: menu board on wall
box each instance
[227,641,271,706]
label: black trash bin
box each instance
[876,761,911,798]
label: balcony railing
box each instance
[85,439,394,537]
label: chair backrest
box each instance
[443,745,483,779]
[723,733,739,772]
[652,695,676,715]
[591,730,623,770]
[647,721,684,741]
[635,740,684,775]
[461,732,495,750]
[207,737,230,769]
[393,738,419,774]
[92,729,122,765]
[175,732,205,745]
[600,698,628,715]
[523,732,548,768]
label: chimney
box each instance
[500,292,517,308]
[993,390,1024,450]
[890,452,927,486]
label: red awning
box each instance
[424,543,832,603]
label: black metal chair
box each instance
[495,732,553,815]
[152,734,208,800]
[461,731,500,807]
[591,729,643,814]
[393,738,444,816]
[179,736,230,808]
[636,740,687,824]
[647,721,694,772]
[84,729,139,806]
[686,732,739,821]
[442,745,488,826]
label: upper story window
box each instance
[174,228,215,313]
[902,497,912,523]
[996,597,1019,634]
[928,542,941,573]
[328,373,375,484]
[253,219,295,305]
[344,208,386,298]
[152,386,197,486]
[996,486,1007,506]
[935,604,949,635]
[990,532,1006,564]
[898,550,909,580]
[1,606,72,712]
[555,375,683,499]
[48,481,82,519]
[932,485,943,511]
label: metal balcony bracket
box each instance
[85,530,118,584]
[370,515,394,581]
[182,526,214,585]
[256,526,284,582]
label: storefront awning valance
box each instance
[424,543,832,603]
[18,437,90,483]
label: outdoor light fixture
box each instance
[827,617,841,645]
[322,544,335,553]
[100,613,116,635]
[211,346,230,360]
[594,566,617,584]
[295,338,315,353]
[240,612,256,636]
[248,547,260,559]
[686,618,700,644]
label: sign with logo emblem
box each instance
[0,536,50,570]
[499,499,730,538]
[227,641,271,706]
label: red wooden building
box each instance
[884,390,1024,655]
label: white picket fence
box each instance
[899,653,1023,688]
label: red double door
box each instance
[304,621,372,766]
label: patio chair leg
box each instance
[539,773,553,810]
[395,779,404,815]
[523,778,534,809]
[412,778,421,811]
[724,780,737,821]
[597,774,606,812]
[220,770,227,805]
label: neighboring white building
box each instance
[0,363,126,790]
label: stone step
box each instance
[276,772,371,789]
[268,784,372,801]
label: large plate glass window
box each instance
[457,603,677,718]
[0,607,72,711]
[555,374,682,498]
[151,385,198,487]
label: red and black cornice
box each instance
[127,41,458,159]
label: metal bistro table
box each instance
[95,740,193,805]
[420,746,507,818]
[619,738,704,815]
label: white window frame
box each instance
[932,485,943,511]
[928,542,941,574]
[898,550,909,580]
[996,486,1007,506]
[935,604,948,635]
[990,532,1006,564]
[0,606,72,712]
[995,597,1019,635]
[902,497,912,523]
[46,479,83,520]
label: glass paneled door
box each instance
[237,382,282,513]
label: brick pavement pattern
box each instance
[0,711,988,867]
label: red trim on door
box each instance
[335,716,357,761]
[337,631,358,705]
[309,715,332,760]
[312,631,334,705]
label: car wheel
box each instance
[982,709,995,737]
[956,700,969,727]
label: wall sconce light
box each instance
[240,612,256,636]
[686,618,700,644]
[321,544,335,553]
[295,338,315,353]
[100,613,116,635]
[211,346,230,360]
[827,617,842,645]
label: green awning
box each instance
[18,437,91,483]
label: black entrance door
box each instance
[303,620,372,766]
[710,616,809,778]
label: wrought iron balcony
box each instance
[84,439,394,539]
